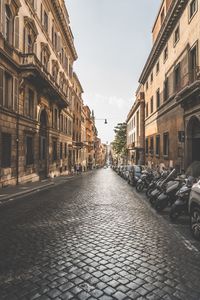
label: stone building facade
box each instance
[71,72,83,167]
[126,85,145,165]
[138,0,200,171]
[0,0,99,187]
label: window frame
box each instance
[189,0,198,21]
[174,25,180,47]
[163,132,169,157]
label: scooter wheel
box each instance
[136,183,144,192]
[146,188,153,198]
[155,200,167,212]
[170,205,180,221]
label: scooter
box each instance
[136,170,154,192]
[169,177,195,221]
[149,169,176,206]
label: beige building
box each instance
[0,0,78,187]
[139,0,200,171]
[126,85,145,165]
[71,72,83,167]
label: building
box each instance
[138,0,200,171]
[71,72,83,167]
[0,0,80,187]
[126,85,145,165]
[83,106,97,169]
[95,138,107,167]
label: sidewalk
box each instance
[0,174,75,205]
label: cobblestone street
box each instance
[0,169,200,300]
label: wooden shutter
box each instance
[33,0,37,11]
[0,0,5,37]
[34,42,37,55]
[14,16,20,49]
[13,77,18,112]
[24,87,29,116]
[0,67,4,106]
[57,34,61,53]
[40,3,43,25]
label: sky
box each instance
[66,0,161,144]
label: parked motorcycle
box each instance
[136,170,154,192]
[149,170,174,206]
[154,172,186,212]
[169,176,195,221]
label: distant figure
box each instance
[79,164,82,173]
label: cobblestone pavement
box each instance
[0,169,200,300]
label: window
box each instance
[4,72,13,109]
[190,45,197,82]
[145,138,148,155]
[150,72,153,83]
[41,45,50,71]
[53,108,58,129]
[150,97,154,113]
[156,135,160,156]
[164,45,168,62]
[60,142,63,159]
[52,140,57,161]
[25,88,34,118]
[174,25,180,45]
[26,136,34,165]
[156,61,160,74]
[60,114,63,132]
[161,8,165,25]
[156,89,160,108]
[145,103,149,118]
[189,0,197,19]
[64,143,67,158]
[5,5,13,44]
[150,137,154,156]
[163,132,169,156]
[40,137,46,160]
[174,64,181,91]
[44,11,48,33]
[52,63,58,82]
[164,77,169,101]
[1,133,11,168]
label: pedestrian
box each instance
[79,164,82,173]
[76,164,79,175]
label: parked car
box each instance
[127,165,144,186]
[189,180,200,240]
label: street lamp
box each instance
[95,118,108,124]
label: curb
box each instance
[0,182,55,206]
[0,171,93,207]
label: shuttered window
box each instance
[1,133,11,168]
[14,16,19,49]
[0,67,3,106]
[26,136,34,165]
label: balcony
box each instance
[20,53,69,108]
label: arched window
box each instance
[52,61,59,82]
[24,17,38,53]
[41,43,50,71]
[5,5,13,44]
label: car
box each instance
[127,165,144,186]
[189,180,200,240]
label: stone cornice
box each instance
[52,0,78,61]
[139,0,188,84]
